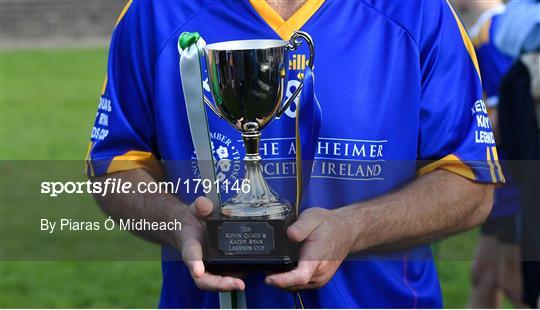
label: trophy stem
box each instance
[220,130,291,219]
[242,130,262,162]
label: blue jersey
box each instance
[471,7,519,218]
[87,0,503,307]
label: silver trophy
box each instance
[203,31,315,219]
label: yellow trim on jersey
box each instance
[249,0,325,40]
[287,0,325,36]
[472,18,492,48]
[486,147,497,182]
[446,0,482,80]
[101,1,133,96]
[250,0,283,36]
[418,154,476,180]
[85,142,95,177]
[491,146,505,183]
[107,150,163,178]
[115,0,134,27]
[101,74,108,95]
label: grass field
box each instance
[1,48,163,307]
[1,48,486,308]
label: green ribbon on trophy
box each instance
[178,31,321,309]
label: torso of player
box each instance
[151,1,425,209]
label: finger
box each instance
[265,260,319,288]
[287,266,335,291]
[194,273,245,292]
[287,208,325,242]
[266,233,331,289]
[182,237,205,278]
[286,283,319,291]
[191,196,214,219]
[286,271,333,291]
[274,259,337,291]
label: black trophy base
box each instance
[205,211,297,274]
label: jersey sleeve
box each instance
[85,0,162,177]
[416,0,504,184]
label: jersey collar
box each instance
[249,0,325,39]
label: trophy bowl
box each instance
[205,39,287,132]
[204,32,314,219]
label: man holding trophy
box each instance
[88,0,502,308]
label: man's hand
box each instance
[92,169,245,292]
[265,207,352,290]
[181,197,245,292]
[265,171,493,291]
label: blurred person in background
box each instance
[494,0,540,58]
[453,0,525,308]
[494,0,540,307]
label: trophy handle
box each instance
[276,31,315,117]
[200,47,223,119]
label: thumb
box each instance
[287,208,325,243]
[191,196,214,220]
[182,237,205,278]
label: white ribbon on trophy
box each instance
[178,33,247,309]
